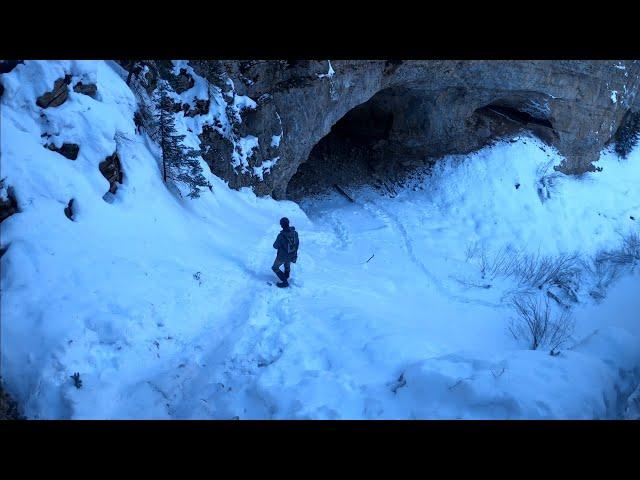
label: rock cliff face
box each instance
[134,60,640,198]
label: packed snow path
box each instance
[1,61,639,419]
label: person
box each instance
[272,217,299,288]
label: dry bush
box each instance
[601,231,640,265]
[512,252,583,301]
[508,294,574,352]
[478,246,517,281]
[470,244,582,301]
[536,160,562,204]
[588,231,640,300]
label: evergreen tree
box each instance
[614,111,640,159]
[151,81,211,198]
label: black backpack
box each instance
[286,230,299,261]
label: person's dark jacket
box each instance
[273,226,299,262]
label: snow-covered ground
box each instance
[1,61,639,419]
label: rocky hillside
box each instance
[112,60,640,198]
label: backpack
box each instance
[286,230,299,260]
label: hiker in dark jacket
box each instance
[272,217,299,288]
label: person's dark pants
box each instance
[272,257,291,282]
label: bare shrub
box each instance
[508,294,574,352]
[588,231,640,299]
[465,244,518,282]
[536,160,562,204]
[513,252,582,299]
[479,246,518,281]
[607,231,640,264]
[466,244,583,305]
[464,241,481,262]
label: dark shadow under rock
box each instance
[0,182,18,223]
[47,142,79,160]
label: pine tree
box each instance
[615,111,640,159]
[151,81,211,198]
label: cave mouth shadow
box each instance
[286,87,411,201]
[285,88,558,201]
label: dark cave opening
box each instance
[285,89,560,200]
[286,89,402,200]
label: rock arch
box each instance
[188,60,640,198]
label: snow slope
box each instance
[1,61,639,419]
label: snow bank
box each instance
[393,323,640,419]
[408,138,640,258]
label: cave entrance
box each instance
[286,87,409,200]
[285,87,559,200]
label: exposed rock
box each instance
[36,75,71,108]
[171,101,184,113]
[99,152,123,194]
[188,60,640,198]
[117,60,162,95]
[199,125,236,187]
[0,181,18,223]
[73,81,98,98]
[171,68,195,94]
[184,98,210,117]
[46,142,79,160]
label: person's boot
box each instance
[272,267,286,283]
[276,279,289,288]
